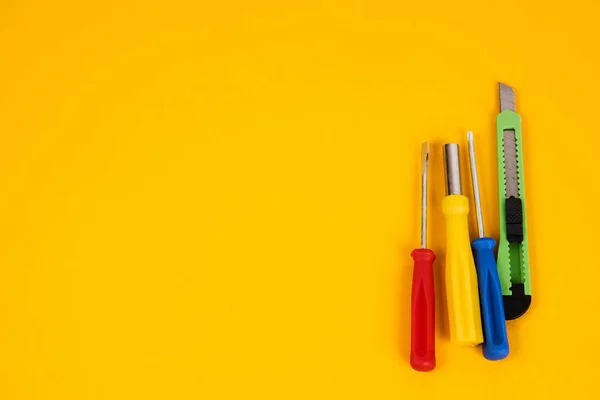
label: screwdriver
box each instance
[442,143,483,346]
[410,142,436,372]
[467,131,510,360]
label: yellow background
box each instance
[1,1,599,399]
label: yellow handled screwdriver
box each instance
[442,143,483,346]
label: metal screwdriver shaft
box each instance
[420,143,429,248]
[467,131,509,360]
[467,132,485,238]
[410,142,436,372]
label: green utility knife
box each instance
[496,83,531,320]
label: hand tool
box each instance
[496,83,532,319]
[467,131,509,360]
[410,142,436,372]
[442,143,483,346]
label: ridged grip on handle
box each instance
[410,248,436,372]
[442,195,483,346]
[472,237,510,360]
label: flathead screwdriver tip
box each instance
[421,142,430,175]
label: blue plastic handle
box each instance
[472,237,510,360]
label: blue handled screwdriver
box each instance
[467,131,510,361]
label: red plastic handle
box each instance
[410,248,436,372]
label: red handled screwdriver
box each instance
[410,142,436,372]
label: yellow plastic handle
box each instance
[442,195,483,346]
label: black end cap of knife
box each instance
[503,283,531,320]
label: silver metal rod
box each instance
[467,131,485,238]
[443,143,462,195]
[420,142,429,249]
